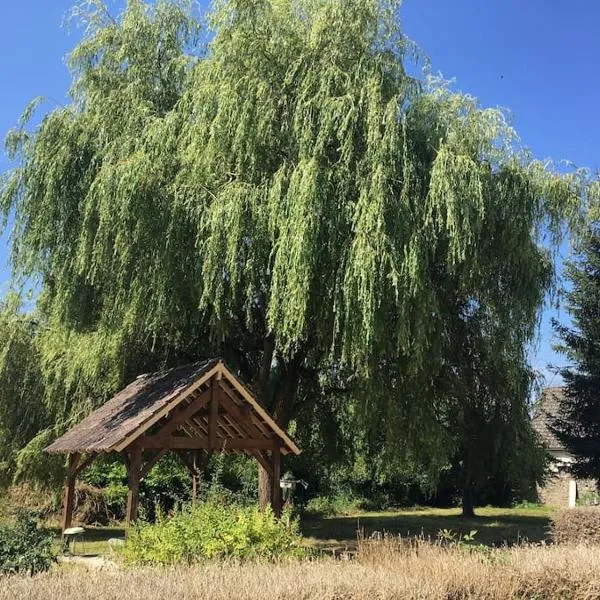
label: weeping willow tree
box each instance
[1,0,595,505]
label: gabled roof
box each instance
[44,359,300,456]
[532,386,567,453]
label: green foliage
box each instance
[80,452,259,521]
[442,323,549,514]
[123,501,307,565]
[0,294,54,487]
[437,528,478,546]
[576,490,599,507]
[304,494,362,517]
[0,0,596,501]
[82,457,129,520]
[552,226,600,480]
[0,511,55,576]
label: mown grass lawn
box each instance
[46,505,553,557]
[301,505,554,549]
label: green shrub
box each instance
[123,501,307,566]
[305,494,362,517]
[576,490,599,507]
[0,511,55,575]
[551,507,600,544]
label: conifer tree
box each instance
[553,226,600,480]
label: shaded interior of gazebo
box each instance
[45,358,301,533]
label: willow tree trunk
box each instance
[256,359,300,511]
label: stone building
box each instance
[532,387,597,508]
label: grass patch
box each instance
[48,526,125,557]
[36,505,552,558]
[302,505,553,549]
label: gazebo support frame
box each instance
[49,361,299,534]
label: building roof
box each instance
[44,358,301,456]
[532,386,568,453]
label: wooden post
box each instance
[191,451,199,505]
[209,378,218,450]
[125,444,142,527]
[61,453,80,536]
[271,441,282,517]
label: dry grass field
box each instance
[2,540,600,600]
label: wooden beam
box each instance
[271,441,282,517]
[125,444,142,528]
[139,448,168,480]
[252,449,273,478]
[219,370,301,455]
[156,389,212,438]
[139,436,278,450]
[218,384,264,440]
[61,453,80,535]
[209,379,218,450]
[73,452,97,479]
[181,419,208,440]
[112,363,221,452]
[218,379,270,437]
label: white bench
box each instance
[63,526,86,555]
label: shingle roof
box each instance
[45,360,219,453]
[532,386,567,452]
[44,358,300,456]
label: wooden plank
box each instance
[252,449,273,478]
[73,452,97,478]
[190,415,209,436]
[221,412,246,439]
[112,364,221,453]
[181,419,208,440]
[139,436,278,450]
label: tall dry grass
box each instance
[3,540,600,599]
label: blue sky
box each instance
[1,0,598,385]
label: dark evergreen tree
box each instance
[553,226,600,480]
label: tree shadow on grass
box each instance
[301,511,551,549]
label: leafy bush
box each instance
[123,500,307,565]
[576,490,599,507]
[304,494,363,517]
[81,452,259,522]
[0,511,55,575]
[551,507,600,544]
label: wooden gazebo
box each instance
[45,358,301,533]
